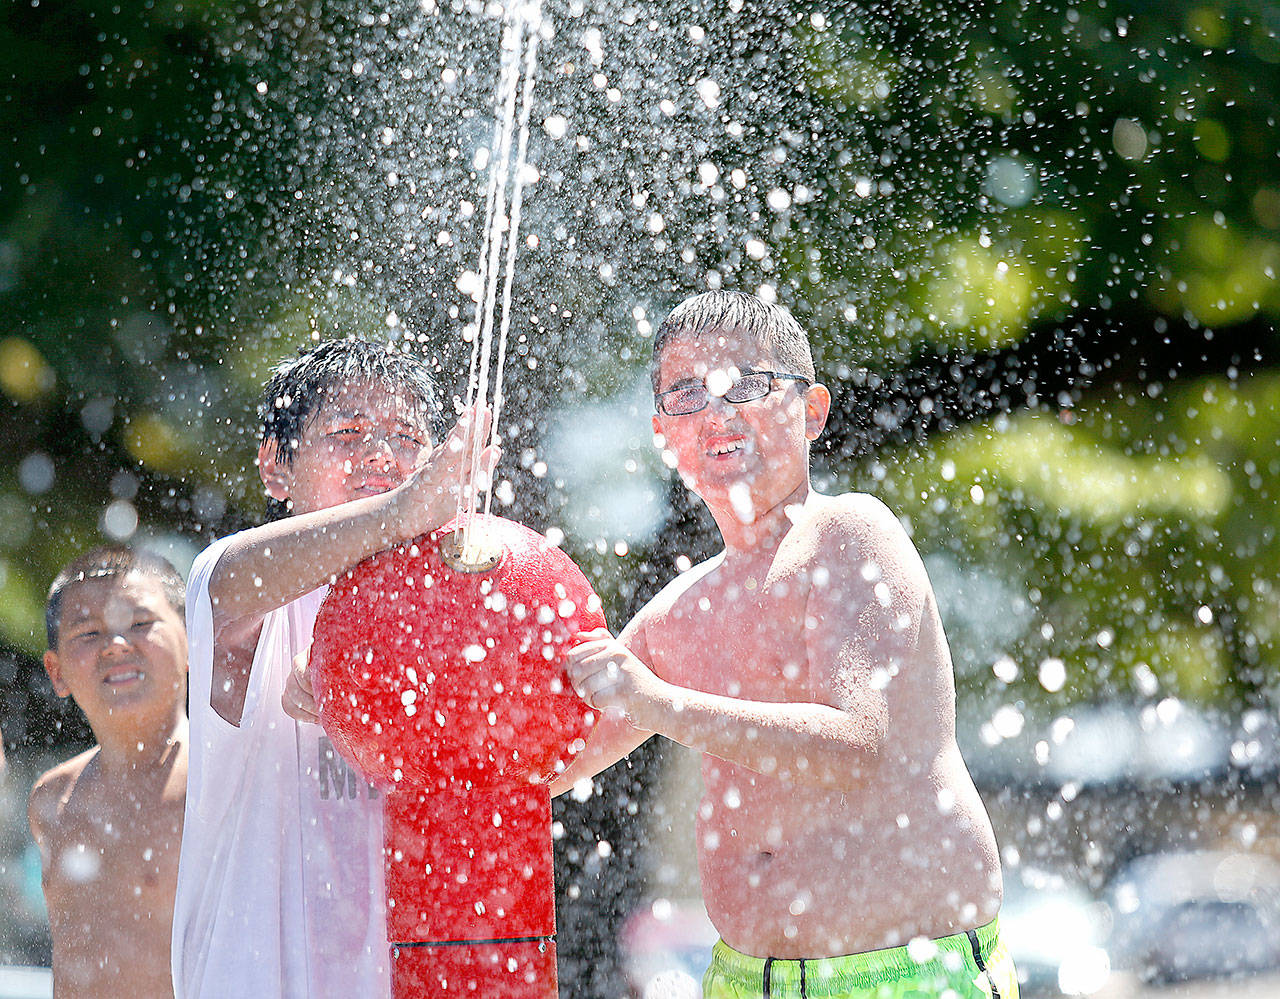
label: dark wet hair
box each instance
[650,291,816,394]
[259,337,439,519]
[46,546,186,650]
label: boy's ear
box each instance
[804,383,831,441]
[256,440,290,501]
[43,650,71,699]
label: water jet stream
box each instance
[456,0,544,565]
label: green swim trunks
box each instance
[702,918,1018,999]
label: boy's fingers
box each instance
[565,656,620,693]
[564,644,600,667]
[452,404,492,444]
[438,410,497,480]
[285,673,313,707]
[441,407,478,452]
[471,404,494,440]
[564,660,598,693]
[574,668,619,705]
[283,652,321,724]
[467,446,502,494]
[282,687,319,724]
[442,423,468,457]
[566,669,600,702]
[293,650,314,693]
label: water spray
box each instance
[456,0,544,567]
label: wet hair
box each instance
[650,291,816,394]
[46,546,186,650]
[259,337,439,519]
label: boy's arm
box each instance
[567,644,877,789]
[211,411,494,723]
[548,712,651,797]
[549,619,655,797]
[212,412,489,634]
[566,503,919,790]
[27,770,61,869]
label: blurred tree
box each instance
[784,0,1280,720]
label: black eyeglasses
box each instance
[655,370,810,416]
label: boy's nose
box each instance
[703,394,735,424]
[362,434,397,467]
[101,633,132,655]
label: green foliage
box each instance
[843,367,1280,712]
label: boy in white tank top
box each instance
[172,337,495,999]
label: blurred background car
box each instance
[1107,850,1280,985]
[0,966,50,999]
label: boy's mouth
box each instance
[102,668,144,686]
[356,476,399,494]
[705,437,746,458]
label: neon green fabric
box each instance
[701,918,1019,999]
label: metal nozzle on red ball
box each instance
[311,513,604,997]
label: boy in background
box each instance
[561,292,1017,998]
[29,546,189,999]
[171,337,495,999]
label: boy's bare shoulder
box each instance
[793,493,932,601]
[799,491,912,550]
[28,746,98,837]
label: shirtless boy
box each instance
[29,546,189,999]
[171,337,495,999]
[560,291,1017,998]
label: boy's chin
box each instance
[687,467,756,494]
[691,480,765,524]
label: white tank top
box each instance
[172,534,390,999]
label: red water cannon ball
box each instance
[311,513,603,790]
[311,514,605,997]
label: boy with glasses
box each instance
[559,291,1017,998]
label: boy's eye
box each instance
[396,433,425,447]
[131,619,155,629]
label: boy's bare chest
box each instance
[652,568,814,699]
[47,792,182,911]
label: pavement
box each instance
[0,966,49,999]
[1096,971,1280,999]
